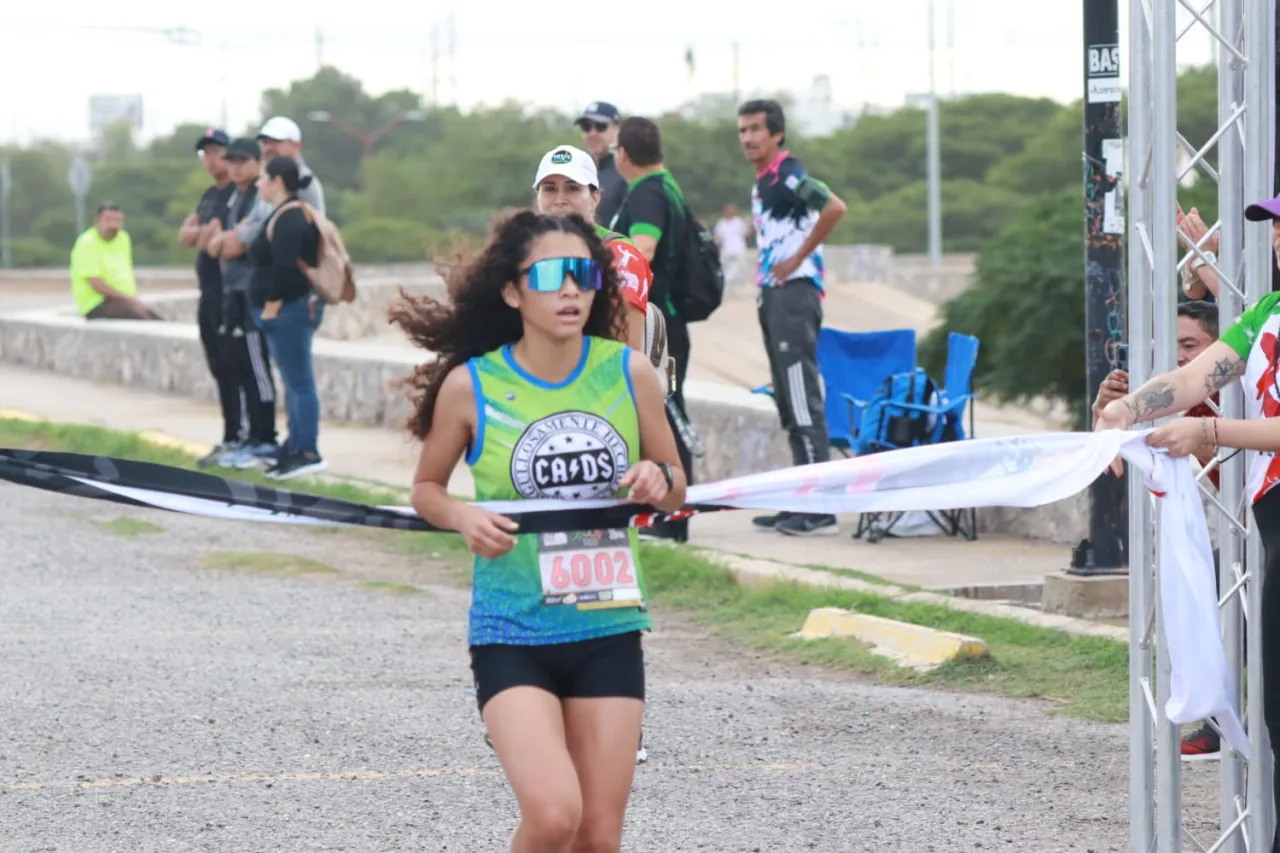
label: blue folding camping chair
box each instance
[852,332,982,543]
[751,328,918,455]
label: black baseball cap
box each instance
[223,138,262,161]
[576,101,622,128]
[195,128,231,151]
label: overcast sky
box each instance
[3,1,1218,145]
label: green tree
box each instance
[836,179,1022,253]
[258,66,431,192]
[919,189,1088,423]
[987,101,1084,196]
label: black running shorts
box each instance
[469,631,645,712]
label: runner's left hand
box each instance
[620,461,668,506]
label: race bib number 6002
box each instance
[538,529,642,610]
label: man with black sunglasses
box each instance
[575,101,627,227]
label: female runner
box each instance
[392,210,687,853]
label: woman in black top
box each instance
[250,156,325,481]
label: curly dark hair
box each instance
[389,210,626,439]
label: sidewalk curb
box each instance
[689,548,1130,645]
[795,606,991,670]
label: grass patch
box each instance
[3,416,1128,722]
[359,580,424,595]
[641,544,1129,723]
[201,550,339,576]
[96,517,165,538]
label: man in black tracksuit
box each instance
[737,99,848,538]
[181,129,238,467]
[204,138,279,468]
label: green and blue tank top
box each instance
[464,335,653,646]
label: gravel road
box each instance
[0,484,1218,852]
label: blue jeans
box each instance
[254,296,323,455]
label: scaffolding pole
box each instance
[1128,0,1275,849]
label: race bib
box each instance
[538,529,642,611]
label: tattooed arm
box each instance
[1096,341,1245,429]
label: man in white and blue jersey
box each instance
[737,98,848,537]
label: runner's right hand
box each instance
[457,506,519,558]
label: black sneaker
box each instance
[1181,721,1221,761]
[639,519,685,543]
[777,513,839,537]
[266,451,328,481]
[752,511,794,530]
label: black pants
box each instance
[86,297,161,320]
[198,290,241,444]
[216,292,278,447]
[656,313,693,543]
[1252,488,1280,852]
[758,280,830,467]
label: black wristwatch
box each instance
[654,461,674,493]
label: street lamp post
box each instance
[306,110,425,163]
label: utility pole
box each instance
[731,41,740,105]
[447,14,457,107]
[0,155,11,269]
[430,25,439,106]
[315,27,325,70]
[947,0,957,98]
[1073,0,1127,576]
[219,42,230,130]
[926,0,943,268]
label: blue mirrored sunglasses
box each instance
[521,257,603,293]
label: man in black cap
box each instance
[179,129,240,468]
[205,138,280,470]
[576,101,627,227]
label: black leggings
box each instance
[1254,487,1280,852]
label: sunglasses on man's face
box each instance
[520,257,603,293]
[579,120,610,134]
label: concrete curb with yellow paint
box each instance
[796,606,989,671]
[135,430,210,458]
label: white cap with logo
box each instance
[257,116,302,143]
[533,145,599,189]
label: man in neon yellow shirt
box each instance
[69,204,160,320]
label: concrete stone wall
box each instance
[0,300,791,486]
[2,250,977,310]
[147,277,445,342]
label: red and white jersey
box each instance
[608,239,651,313]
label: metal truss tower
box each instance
[1127,0,1274,850]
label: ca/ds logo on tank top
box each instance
[510,411,630,500]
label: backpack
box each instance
[267,200,357,305]
[855,367,943,454]
[643,302,676,398]
[674,203,725,323]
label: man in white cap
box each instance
[256,116,326,215]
